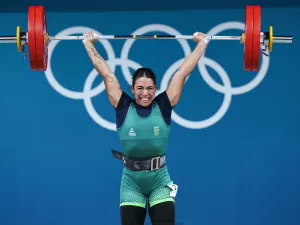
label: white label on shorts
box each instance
[167,182,178,198]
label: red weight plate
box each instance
[244,6,254,71]
[251,6,261,71]
[35,6,48,71]
[28,6,38,71]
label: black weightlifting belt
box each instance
[111,149,166,171]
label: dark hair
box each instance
[132,68,156,88]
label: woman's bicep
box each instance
[166,70,187,107]
[103,71,123,108]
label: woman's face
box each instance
[132,77,156,107]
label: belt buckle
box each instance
[150,157,160,171]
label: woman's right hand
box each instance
[82,31,98,44]
[193,32,208,44]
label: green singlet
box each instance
[116,93,177,208]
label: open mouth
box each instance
[141,97,150,103]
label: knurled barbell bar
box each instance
[0,5,293,72]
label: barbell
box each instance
[0,5,293,72]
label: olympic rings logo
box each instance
[44,22,270,131]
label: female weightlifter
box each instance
[82,31,208,225]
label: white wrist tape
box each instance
[202,38,209,44]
